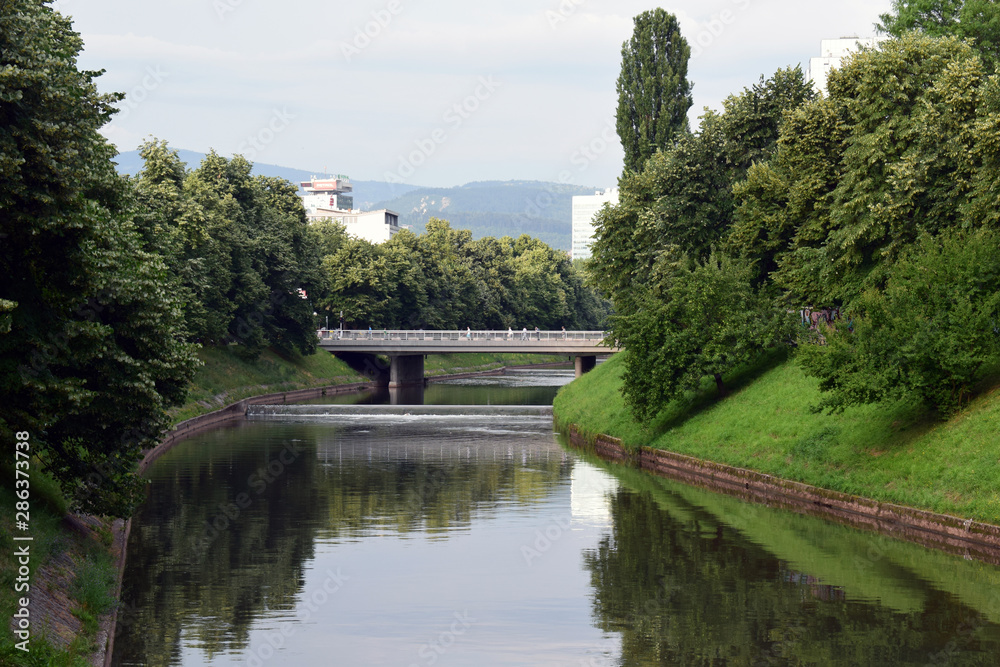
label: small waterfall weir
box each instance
[245,404,554,420]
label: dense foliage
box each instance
[615,8,692,173]
[877,0,1000,69]
[592,65,815,420]
[737,34,1000,416]
[312,217,608,331]
[134,140,323,359]
[0,1,198,516]
[135,142,606,338]
[594,17,1000,422]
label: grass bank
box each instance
[554,352,1000,524]
[424,352,569,377]
[169,346,369,423]
[0,466,118,666]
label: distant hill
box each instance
[372,181,599,250]
[113,149,421,209]
[114,150,599,250]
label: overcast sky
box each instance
[60,0,893,188]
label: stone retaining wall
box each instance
[565,425,1000,566]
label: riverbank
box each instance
[553,352,1000,534]
[3,346,567,666]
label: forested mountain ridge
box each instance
[114,148,421,209]
[114,150,597,250]
[371,180,599,249]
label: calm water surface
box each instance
[114,370,1000,665]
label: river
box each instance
[113,369,1000,666]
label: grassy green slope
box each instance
[424,353,568,377]
[169,346,369,423]
[554,352,1000,523]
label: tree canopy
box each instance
[1,1,198,515]
[593,66,814,420]
[615,8,693,173]
[598,31,1000,421]
[877,0,1000,69]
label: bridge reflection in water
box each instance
[317,330,616,400]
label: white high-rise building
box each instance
[300,176,354,215]
[571,188,618,261]
[807,37,878,94]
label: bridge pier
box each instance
[574,355,596,378]
[389,354,425,388]
[389,385,425,405]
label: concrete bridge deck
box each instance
[316,329,617,387]
[317,329,614,355]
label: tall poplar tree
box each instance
[615,8,692,173]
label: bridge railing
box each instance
[316,329,610,343]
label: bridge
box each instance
[317,329,616,387]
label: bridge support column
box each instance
[389,355,425,388]
[389,385,425,406]
[574,355,597,378]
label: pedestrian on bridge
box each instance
[521,327,527,341]
[507,327,513,340]
[535,326,540,340]
[466,327,472,340]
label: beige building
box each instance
[309,208,401,244]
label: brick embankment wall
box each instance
[563,424,1000,566]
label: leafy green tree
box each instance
[133,139,235,343]
[0,1,198,515]
[593,67,814,322]
[616,8,692,172]
[616,252,795,422]
[877,0,1000,69]
[408,219,479,329]
[798,228,1000,417]
[182,151,322,357]
[318,230,400,328]
[311,219,604,332]
[466,235,517,328]
[728,97,850,302]
[964,75,1000,225]
[732,35,987,305]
